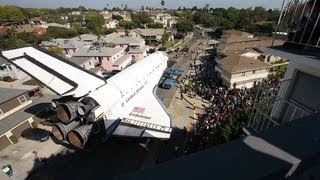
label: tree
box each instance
[175,18,194,33]
[78,6,87,12]
[206,108,251,148]
[85,12,105,31]
[161,31,171,44]
[68,14,83,27]
[5,39,27,48]
[131,12,152,26]
[46,26,78,38]
[191,6,198,11]
[161,0,165,9]
[0,6,25,24]
[118,20,136,29]
[147,22,163,28]
[104,28,116,35]
[48,46,64,56]
[112,15,123,21]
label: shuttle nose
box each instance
[56,102,82,123]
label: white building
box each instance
[215,55,271,89]
[103,19,118,29]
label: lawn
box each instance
[23,79,43,87]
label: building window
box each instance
[18,95,27,104]
[241,72,245,77]
[253,70,256,74]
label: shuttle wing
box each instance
[1,47,106,97]
[113,88,172,139]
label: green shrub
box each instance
[158,47,167,51]
[2,76,15,82]
[31,121,38,128]
[9,135,18,144]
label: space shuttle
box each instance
[1,46,172,148]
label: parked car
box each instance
[21,128,51,142]
[161,78,176,89]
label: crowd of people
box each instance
[180,49,284,154]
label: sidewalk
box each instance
[0,125,63,180]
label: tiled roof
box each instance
[68,56,92,65]
[73,46,125,57]
[134,28,164,36]
[128,45,148,53]
[0,88,30,104]
[217,55,271,73]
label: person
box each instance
[32,150,38,158]
[2,164,13,177]
[193,102,196,110]
[180,92,184,100]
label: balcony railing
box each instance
[245,79,314,133]
[274,0,320,48]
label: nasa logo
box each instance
[132,107,145,114]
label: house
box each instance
[103,19,118,29]
[128,46,148,61]
[134,28,165,43]
[72,46,130,71]
[215,55,271,89]
[29,17,46,25]
[71,11,82,15]
[40,37,91,57]
[68,56,96,70]
[0,57,30,81]
[0,87,56,151]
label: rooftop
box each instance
[79,34,98,42]
[41,38,89,49]
[113,54,131,66]
[128,45,148,54]
[134,28,164,36]
[113,36,144,45]
[118,113,320,180]
[217,55,271,73]
[0,94,57,136]
[0,87,33,104]
[73,46,125,57]
[68,56,92,65]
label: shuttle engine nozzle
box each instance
[52,121,80,141]
[67,124,93,148]
[56,102,82,123]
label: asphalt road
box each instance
[27,29,209,180]
[156,29,204,108]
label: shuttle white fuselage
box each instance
[1,47,172,148]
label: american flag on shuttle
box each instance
[132,107,145,114]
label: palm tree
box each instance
[161,0,165,9]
